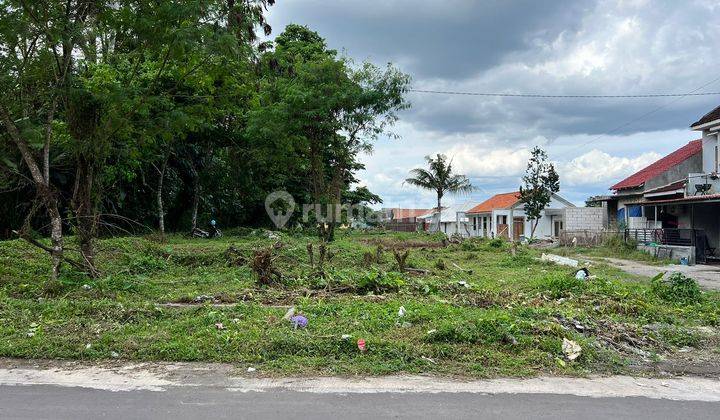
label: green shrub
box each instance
[534,273,585,299]
[651,272,703,304]
[659,326,701,348]
[460,238,485,251]
[487,238,505,249]
[356,270,405,294]
[602,235,637,254]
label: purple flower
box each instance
[290,315,308,329]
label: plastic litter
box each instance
[357,338,367,352]
[426,329,437,335]
[562,338,582,361]
[341,334,352,340]
[215,322,225,330]
[85,343,92,349]
[457,280,470,289]
[247,367,256,373]
[541,253,579,267]
[82,284,92,290]
[111,351,120,358]
[290,315,308,329]
[282,307,296,320]
[398,306,406,317]
[574,268,590,280]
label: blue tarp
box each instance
[617,207,625,222]
[628,205,642,217]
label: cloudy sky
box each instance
[266,0,720,208]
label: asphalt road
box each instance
[2,384,719,420]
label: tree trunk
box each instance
[530,218,540,240]
[72,156,99,277]
[190,162,200,231]
[0,104,66,284]
[47,200,64,282]
[157,157,168,236]
[436,194,442,233]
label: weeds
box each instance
[0,231,718,377]
[250,246,282,285]
[651,272,703,305]
[533,273,585,299]
[356,270,405,294]
[393,249,410,272]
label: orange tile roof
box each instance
[467,192,521,214]
[391,208,432,220]
[610,140,702,191]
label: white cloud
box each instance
[560,149,662,186]
[270,1,720,207]
[445,144,531,177]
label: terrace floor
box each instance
[595,257,720,290]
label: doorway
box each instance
[513,217,524,241]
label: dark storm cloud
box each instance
[267,1,720,140]
[265,0,720,206]
[267,0,591,79]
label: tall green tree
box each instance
[0,0,273,281]
[248,24,410,241]
[519,147,560,240]
[404,154,473,232]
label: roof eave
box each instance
[691,118,720,131]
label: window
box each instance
[472,217,477,231]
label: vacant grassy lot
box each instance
[1,230,718,377]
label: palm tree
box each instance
[404,154,473,232]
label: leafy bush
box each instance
[651,272,703,304]
[659,326,701,348]
[487,238,505,249]
[460,238,485,251]
[602,235,637,254]
[356,270,405,294]
[534,273,585,299]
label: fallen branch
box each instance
[451,262,473,274]
[12,230,86,272]
[405,267,430,275]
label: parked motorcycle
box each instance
[192,220,222,238]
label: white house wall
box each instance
[439,221,472,237]
[702,131,720,173]
[468,210,555,239]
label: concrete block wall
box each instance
[564,207,607,231]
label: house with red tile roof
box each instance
[466,191,574,241]
[596,104,720,263]
[380,208,433,232]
